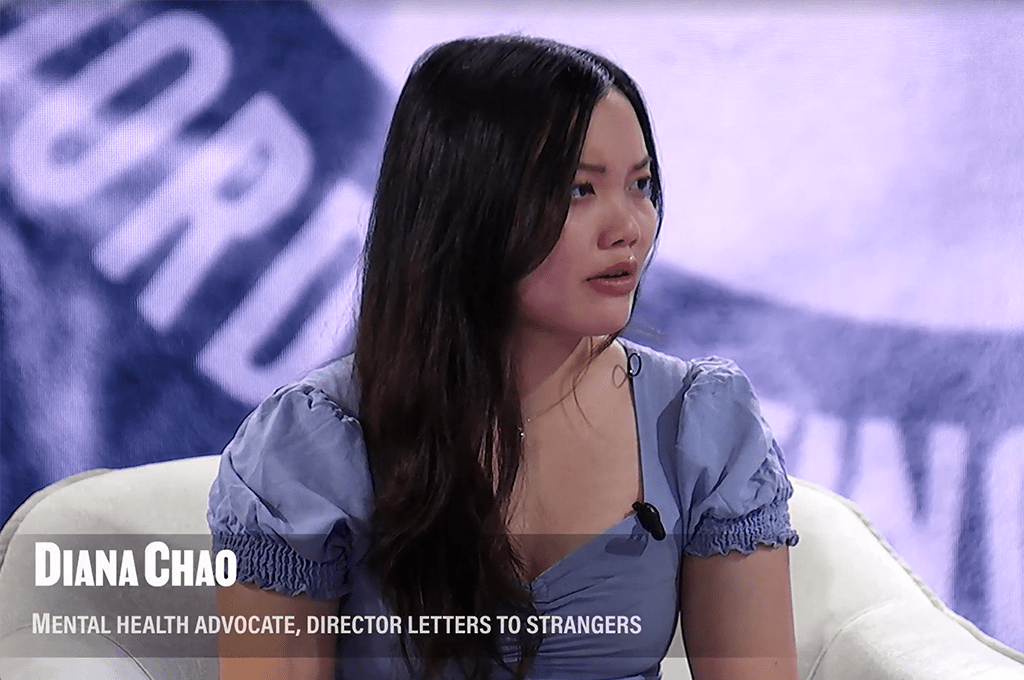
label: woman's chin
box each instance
[579,315,632,338]
[519,306,633,341]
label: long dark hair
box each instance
[354,35,663,679]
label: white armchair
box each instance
[1,456,1022,679]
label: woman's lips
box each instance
[586,272,638,296]
[587,258,638,296]
[589,259,638,280]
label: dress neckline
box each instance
[527,338,649,587]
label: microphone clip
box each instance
[632,501,665,541]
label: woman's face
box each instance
[517,89,658,341]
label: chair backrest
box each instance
[0,456,222,680]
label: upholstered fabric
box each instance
[1,456,1022,679]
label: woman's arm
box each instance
[680,545,800,680]
[217,582,341,680]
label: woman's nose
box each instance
[598,198,641,249]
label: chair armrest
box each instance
[814,600,1024,679]
[789,477,1024,679]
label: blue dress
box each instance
[207,339,799,679]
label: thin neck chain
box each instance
[523,389,573,425]
[518,337,602,438]
[519,383,580,440]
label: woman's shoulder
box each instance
[616,341,799,556]
[620,339,769,450]
[617,337,750,397]
[298,353,360,416]
[208,353,374,560]
[231,354,362,447]
[242,352,359,424]
[207,354,373,598]
[220,352,370,496]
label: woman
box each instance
[209,35,800,680]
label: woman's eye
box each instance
[632,176,653,196]
[570,183,594,199]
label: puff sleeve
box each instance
[206,381,374,600]
[676,357,799,557]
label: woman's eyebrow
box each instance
[576,155,652,174]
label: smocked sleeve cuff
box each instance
[213,530,352,601]
[684,488,800,557]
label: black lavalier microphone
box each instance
[632,501,665,541]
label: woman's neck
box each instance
[512,330,604,422]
